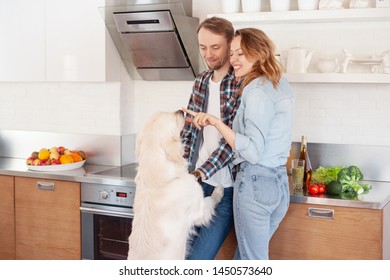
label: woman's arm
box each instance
[182,107,237,149]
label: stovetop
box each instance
[87,163,138,180]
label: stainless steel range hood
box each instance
[100,1,205,81]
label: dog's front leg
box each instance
[193,186,224,227]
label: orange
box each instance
[60,154,74,164]
[70,153,83,162]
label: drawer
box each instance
[269,202,383,259]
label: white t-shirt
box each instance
[196,79,233,188]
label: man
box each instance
[181,17,240,260]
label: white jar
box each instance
[298,0,319,10]
[241,0,261,12]
[316,58,339,73]
[221,0,241,13]
[270,0,291,11]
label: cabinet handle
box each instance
[307,207,334,220]
[37,181,55,191]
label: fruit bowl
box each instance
[27,160,86,172]
[26,146,87,172]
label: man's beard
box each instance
[206,52,229,71]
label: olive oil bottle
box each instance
[299,135,313,189]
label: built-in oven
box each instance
[80,181,136,260]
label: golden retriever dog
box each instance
[127,110,223,260]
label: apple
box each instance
[26,157,35,165]
[49,146,58,153]
[31,151,39,159]
[64,149,71,155]
[51,159,60,165]
[39,159,48,166]
[32,159,41,166]
[50,150,60,160]
[58,146,65,155]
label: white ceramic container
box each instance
[316,58,339,73]
[241,0,261,12]
[270,0,291,11]
[298,0,319,10]
[221,0,241,13]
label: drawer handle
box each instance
[37,181,55,191]
[307,207,334,220]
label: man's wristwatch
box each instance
[192,170,203,183]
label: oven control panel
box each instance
[81,183,135,207]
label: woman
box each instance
[183,28,294,260]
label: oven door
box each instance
[80,204,134,260]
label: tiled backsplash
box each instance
[0,82,123,135]
[1,80,390,146]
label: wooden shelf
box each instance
[284,73,390,83]
[209,8,390,24]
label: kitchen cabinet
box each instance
[0,175,15,260]
[0,0,45,81]
[0,0,118,82]
[45,0,110,81]
[15,177,81,260]
[269,202,390,259]
[209,8,390,84]
[215,201,390,259]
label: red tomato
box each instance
[309,184,319,195]
[318,185,325,194]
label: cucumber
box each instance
[325,180,342,195]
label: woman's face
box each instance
[230,36,254,78]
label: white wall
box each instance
[0,82,121,135]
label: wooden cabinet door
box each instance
[0,0,45,81]
[45,0,107,81]
[269,202,383,260]
[0,175,15,259]
[15,177,81,260]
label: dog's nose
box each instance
[176,109,185,117]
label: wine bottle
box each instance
[299,135,313,187]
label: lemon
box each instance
[38,148,50,160]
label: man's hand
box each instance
[191,170,205,183]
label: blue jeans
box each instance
[186,183,233,260]
[233,163,289,260]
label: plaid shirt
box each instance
[181,66,241,180]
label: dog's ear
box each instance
[163,136,184,163]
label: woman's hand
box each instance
[181,108,220,130]
[182,107,236,149]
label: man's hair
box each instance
[197,17,234,43]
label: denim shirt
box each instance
[232,77,294,168]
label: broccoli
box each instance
[337,166,369,195]
[348,165,363,182]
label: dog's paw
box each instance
[211,185,224,204]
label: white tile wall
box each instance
[133,80,193,132]
[292,83,390,145]
[0,82,122,135]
